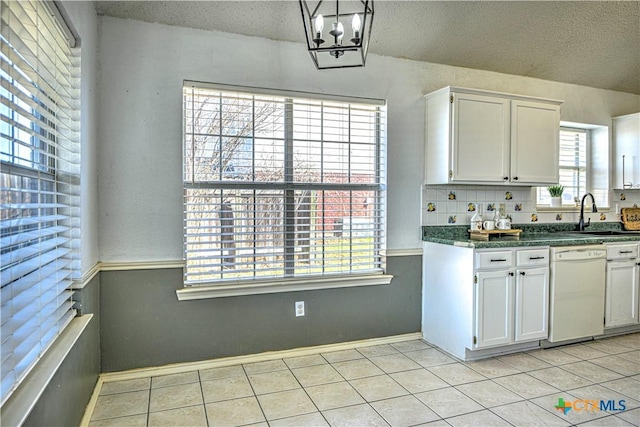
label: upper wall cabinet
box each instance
[612,112,640,190]
[424,87,562,185]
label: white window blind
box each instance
[183,83,386,285]
[537,128,587,206]
[1,0,80,405]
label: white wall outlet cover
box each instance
[295,301,305,317]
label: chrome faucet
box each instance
[577,193,597,231]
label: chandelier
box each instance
[299,0,374,69]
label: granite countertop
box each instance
[422,223,640,248]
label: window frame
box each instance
[179,82,391,299]
[537,124,609,210]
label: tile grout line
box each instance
[447,407,517,426]
[286,355,333,426]
[363,345,487,424]
[241,361,269,425]
[196,370,209,427]
[402,345,522,425]
[315,351,364,424]
[336,345,434,425]
[284,357,319,422]
[350,346,412,425]
[145,380,151,427]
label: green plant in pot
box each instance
[547,185,564,207]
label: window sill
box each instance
[536,206,611,212]
[176,273,394,301]
[536,206,580,212]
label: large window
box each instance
[537,125,609,208]
[1,0,80,404]
[183,83,386,286]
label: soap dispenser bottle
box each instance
[471,203,483,231]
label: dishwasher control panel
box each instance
[552,246,606,261]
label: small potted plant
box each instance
[547,185,564,208]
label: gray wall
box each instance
[100,255,421,372]
[23,275,101,427]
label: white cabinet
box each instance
[450,92,510,183]
[424,87,561,185]
[473,248,549,350]
[510,100,561,184]
[423,243,550,360]
[475,270,513,348]
[605,244,640,327]
[612,113,640,190]
[515,266,549,341]
[605,261,639,327]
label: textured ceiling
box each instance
[94,1,640,95]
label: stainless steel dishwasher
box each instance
[548,245,607,343]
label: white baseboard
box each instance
[102,332,422,383]
[79,375,104,427]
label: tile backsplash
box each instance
[421,185,640,226]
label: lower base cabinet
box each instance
[422,242,549,360]
[474,250,549,350]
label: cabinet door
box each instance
[510,100,560,185]
[451,93,510,183]
[474,270,513,348]
[515,267,549,342]
[605,261,640,327]
[613,113,640,189]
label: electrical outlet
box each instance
[295,301,305,317]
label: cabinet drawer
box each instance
[607,244,639,260]
[476,251,514,269]
[516,249,549,267]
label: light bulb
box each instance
[352,13,361,34]
[314,14,324,36]
[351,13,361,43]
[336,21,344,44]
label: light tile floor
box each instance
[87,333,640,426]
